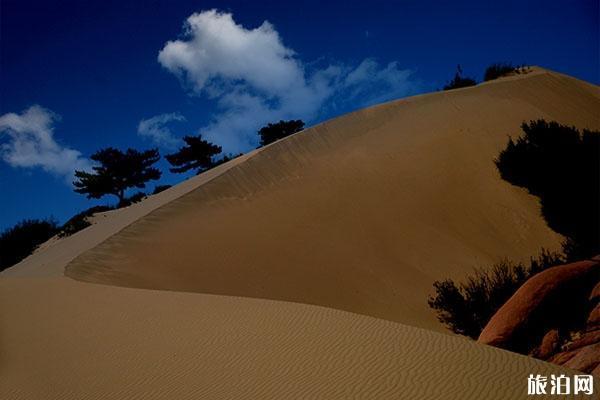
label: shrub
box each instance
[443,65,477,90]
[126,191,146,204]
[495,120,599,260]
[212,153,243,168]
[258,120,305,146]
[0,219,60,271]
[428,251,563,339]
[59,205,114,237]
[484,63,517,81]
[152,185,172,195]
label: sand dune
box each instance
[1,152,255,278]
[2,68,599,399]
[51,68,600,331]
[0,276,591,400]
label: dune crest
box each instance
[55,68,600,331]
[2,68,599,399]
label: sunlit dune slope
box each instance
[60,68,599,331]
[0,276,591,400]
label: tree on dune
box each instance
[73,147,161,207]
[258,120,305,146]
[165,134,222,174]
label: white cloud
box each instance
[0,105,90,183]
[137,112,185,148]
[158,10,419,153]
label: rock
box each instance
[478,259,599,351]
[592,364,600,378]
[533,329,560,360]
[589,281,600,302]
[587,304,600,331]
[548,349,578,365]
[563,342,600,373]
[563,330,600,352]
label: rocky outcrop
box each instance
[478,256,600,375]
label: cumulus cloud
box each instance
[158,10,419,152]
[0,105,90,183]
[137,112,185,149]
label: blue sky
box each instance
[0,0,598,230]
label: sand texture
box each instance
[0,277,593,400]
[61,68,600,331]
[2,68,599,399]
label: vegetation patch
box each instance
[58,205,114,238]
[484,63,530,81]
[495,120,599,259]
[258,120,305,146]
[0,219,60,271]
[428,251,563,339]
[443,65,477,90]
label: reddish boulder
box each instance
[478,259,599,350]
[563,342,600,373]
[592,364,600,378]
[589,281,600,302]
[548,349,578,365]
[563,330,600,352]
[533,329,560,360]
[587,304,600,330]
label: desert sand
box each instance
[0,276,593,399]
[67,68,598,330]
[2,67,599,399]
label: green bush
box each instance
[0,219,60,271]
[152,185,172,195]
[125,191,146,204]
[484,63,517,81]
[428,251,563,339]
[495,120,599,259]
[443,65,477,90]
[59,205,114,237]
[212,153,243,168]
[258,120,304,146]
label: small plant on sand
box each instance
[428,251,563,339]
[58,205,114,237]
[443,65,477,90]
[258,120,305,146]
[484,62,518,81]
[152,184,172,195]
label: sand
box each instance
[60,68,599,331]
[2,68,598,399]
[0,276,592,400]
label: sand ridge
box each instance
[58,68,600,331]
[0,276,593,400]
[2,68,599,400]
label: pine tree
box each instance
[73,147,161,206]
[165,135,222,174]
